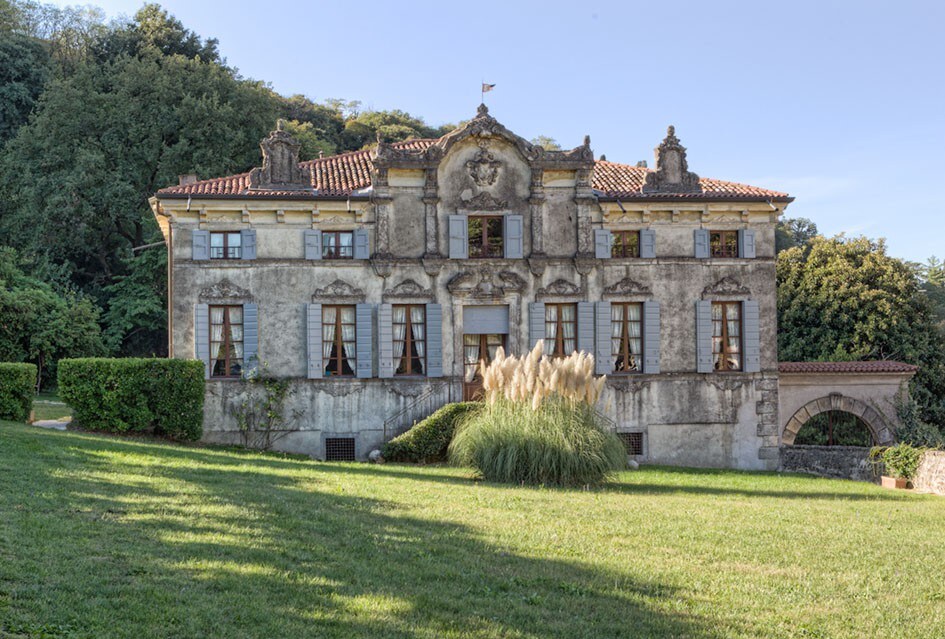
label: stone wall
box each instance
[913,451,945,495]
[779,445,876,482]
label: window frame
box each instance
[709,230,739,258]
[545,302,578,359]
[712,301,742,372]
[611,302,643,374]
[393,304,426,376]
[209,304,243,378]
[611,230,641,258]
[209,231,242,260]
[322,230,355,260]
[322,304,357,377]
[467,215,504,259]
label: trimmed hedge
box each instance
[0,363,37,422]
[58,358,205,440]
[383,402,480,463]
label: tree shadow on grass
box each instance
[0,427,732,639]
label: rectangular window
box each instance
[712,302,741,371]
[393,304,426,375]
[544,303,577,358]
[709,231,738,258]
[611,231,640,258]
[210,305,243,377]
[210,232,242,259]
[322,231,354,259]
[611,302,642,373]
[468,216,504,258]
[323,305,357,377]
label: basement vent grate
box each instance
[325,437,356,462]
[617,432,644,456]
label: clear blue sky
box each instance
[51,0,945,263]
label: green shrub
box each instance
[383,402,481,463]
[0,363,37,421]
[870,443,925,480]
[59,358,204,440]
[449,398,626,486]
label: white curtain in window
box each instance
[210,307,224,366]
[463,335,480,383]
[627,304,641,354]
[410,306,425,374]
[341,306,356,370]
[323,306,337,361]
[611,305,623,356]
[393,306,407,372]
[561,304,576,354]
[544,306,557,356]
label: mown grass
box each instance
[30,393,72,422]
[1,421,943,638]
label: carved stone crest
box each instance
[710,378,746,392]
[642,126,702,194]
[199,278,253,302]
[447,268,526,299]
[536,278,584,300]
[702,276,751,297]
[460,191,508,210]
[318,382,363,397]
[383,278,433,300]
[248,121,309,191]
[603,277,652,298]
[312,279,365,302]
[466,140,502,186]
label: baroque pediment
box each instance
[536,278,584,300]
[703,276,751,297]
[642,126,701,194]
[603,277,652,298]
[199,278,253,302]
[460,190,508,210]
[447,268,526,299]
[383,278,433,300]
[248,122,310,191]
[312,279,365,302]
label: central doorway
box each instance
[463,334,505,401]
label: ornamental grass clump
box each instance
[449,342,625,486]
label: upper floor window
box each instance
[393,304,426,375]
[210,305,243,377]
[322,231,354,259]
[712,301,741,371]
[210,232,241,259]
[544,303,577,358]
[611,302,642,373]
[611,231,640,258]
[323,305,356,377]
[710,231,738,258]
[468,216,504,258]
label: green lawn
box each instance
[1,422,943,639]
[30,392,72,422]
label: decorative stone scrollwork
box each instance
[447,268,526,299]
[460,191,508,210]
[312,279,365,303]
[466,140,502,187]
[383,278,434,300]
[710,378,746,392]
[642,126,702,194]
[603,277,652,298]
[536,278,584,300]
[199,279,253,302]
[387,384,428,398]
[318,382,363,397]
[248,122,310,191]
[608,378,650,393]
[702,276,751,297]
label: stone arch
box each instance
[782,393,894,446]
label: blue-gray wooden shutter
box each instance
[594,229,612,259]
[304,229,322,260]
[426,303,443,377]
[192,230,209,261]
[528,302,545,351]
[577,302,595,355]
[353,229,370,260]
[306,303,322,379]
[640,229,656,258]
[378,303,394,378]
[642,300,661,374]
[194,304,210,379]
[738,229,756,259]
[243,303,259,377]
[241,229,257,260]
[503,215,523,258]
[594,301,612,375]
[356,303,373,379]
[695,300,713,373]
[448,215,468,259]
[742,300,761,373]
[694,229,709,259]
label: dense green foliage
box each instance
[58,357,204,439]
[450,399,626,486]
[383,402,480,463]
[0,30,50,144]
[777,235,945,432]
[792,411,873,446]
[870,443,925,480]
[0,362,36,420]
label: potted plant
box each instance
[870,443,923,489]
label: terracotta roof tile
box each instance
[778,361,918,374]
[158,140,790,201]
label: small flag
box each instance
[482,83,496,93]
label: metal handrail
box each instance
[383,380,452,441]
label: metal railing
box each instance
[383,380,453,442]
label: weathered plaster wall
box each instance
[914,451,945,495]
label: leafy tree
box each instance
[277,94,344,153]
[281,119,336,161]
[778,235,945,430]
[0,30,50,144]
[531,135,561,151]
[93,3,220,64]
[775,216,818,253]
[102,243,167,356]
[342,109,453,149]
[6,0,106,72]
[0,247,104,389]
